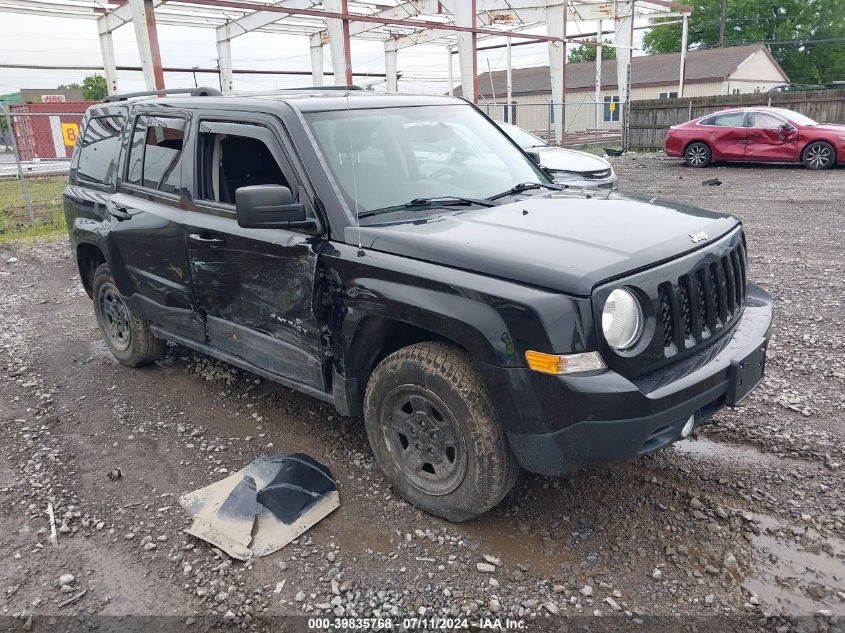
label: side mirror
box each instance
[235,185,310,229]
[780,123,796,132]
[525,150,542,166]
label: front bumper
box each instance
[481,283,773,476]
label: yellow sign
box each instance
[609,102,617,112]
[61,123,79,147]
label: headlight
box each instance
[602,288,643,350]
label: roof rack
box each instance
[276,85,363,91]
[103,87,222,103]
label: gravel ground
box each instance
[0,154,843,632]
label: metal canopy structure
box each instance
[0,0,692,145]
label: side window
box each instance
[125,115,186,194]
[748,113,784,129]
[76,115,123,185]
[197,127,291,205]
[712,113,746,127]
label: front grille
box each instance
[658,241,747,355]
[581,169,611,180]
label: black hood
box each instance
[348,193,739,296]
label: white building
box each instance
[462,44,789,138]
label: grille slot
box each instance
[659,240,747,355]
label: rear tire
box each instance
[803,141,836,170]
[364,342,519,522]
[684,142,712,168]
[91,263,166,367]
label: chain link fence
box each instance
[0,103,88,238]
[477,99,623,150]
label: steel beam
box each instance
[678,13,688,97]
[547,3,565,143]
[310,42,324,86]
[99,29,119,95]
[129,0,165,90]
[217,37,234,92]
[454,0,477,103]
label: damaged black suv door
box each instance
[181,117,325,390]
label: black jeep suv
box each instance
[64,87,772,521]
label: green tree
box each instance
[59,74,109,101]
[568,39,617,63]
[643,0,845,85]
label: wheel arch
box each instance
[76,242,106,298]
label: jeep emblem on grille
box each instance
[689,231,709,243]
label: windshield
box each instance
[497,121,548,149]
[775,108,818,126]
[304,104,547,216]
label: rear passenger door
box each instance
[704,112,748,160]
[108,112,204,340]
[183,117,326,390]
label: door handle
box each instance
[189,233,225,245]
[108,205,132,221]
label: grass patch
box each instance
[0,176,67,242]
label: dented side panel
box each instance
[183,210,327,390]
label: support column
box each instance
[595,19,602,130]
[98,29,119,95]
[385,41,398,92]
[547,3,566,144]
[614,11,634,150]
[506,36,512,123]
[678,14,689,97]
[310,37,324,86]
[447,45,454,96]
[454,0,477,103]
[324,0,352,86]
[216,38,234,93]
[129,0,164,90]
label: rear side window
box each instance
[76,115,123,185]
[126,115,186,194]
[700,113,746,127]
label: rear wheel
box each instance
[364,342,519,522]
[684,142,711,168]
[92,264,166,367]
[803,141,836,170]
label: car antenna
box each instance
[344,88,364,257]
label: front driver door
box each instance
[745,111,799,162]
[183,117,326,390]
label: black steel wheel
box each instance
[381,386,468,497]
[98,282,132,351]
[364,342,519,522]
[91,263,166,367]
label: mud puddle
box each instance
[673,436,821,471]
[745,513,845,615]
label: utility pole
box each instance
[719,0,727,47]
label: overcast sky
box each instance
[0,10,648,99]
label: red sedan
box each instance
[664,107,845,170]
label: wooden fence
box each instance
[628,89,845,151]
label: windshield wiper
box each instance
[487,181,562,201]
[358,196,495,218]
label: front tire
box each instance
[684,142,712,168]
[803,141,836,170]
[91,264,166,367]
[364,342,519,522]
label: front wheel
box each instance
[803,141,836,170]
[91,264,166,367]
[684,142,712,168]
[364,343,519,522]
